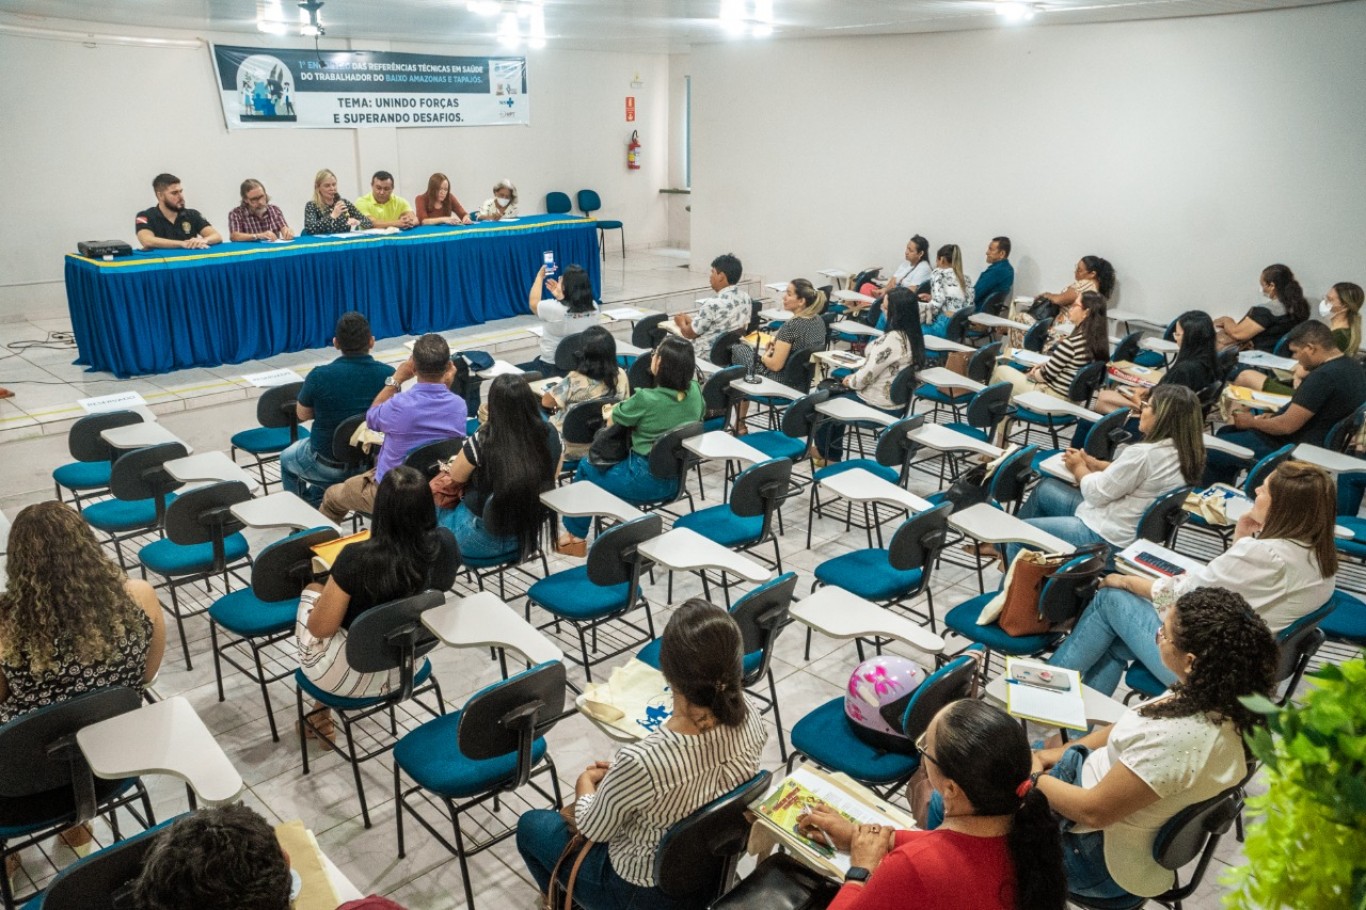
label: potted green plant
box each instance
[1223,657,1366,909]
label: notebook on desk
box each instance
[1004,658,1086,731]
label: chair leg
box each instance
[394,763,407,858]
[342,716,372,829]
[767,669,788,762]
[452,804,478,910]
[251,641,281,743]
[210,622,226,702]
[167,583,193,670]
[297,688,311,775]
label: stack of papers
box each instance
[1004,658,1086,731]
[1011,349,1050,366]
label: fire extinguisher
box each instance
[627,130,642,170]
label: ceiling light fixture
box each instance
[475,0,546,50]
[996,1,1038,23]
[297,0,326,36]
[718,0,773,38]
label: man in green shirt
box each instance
[354,170,418,229]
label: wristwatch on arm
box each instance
[844,867,871,885]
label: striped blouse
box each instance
[573,707,767,886]
[1038,328,1103,395]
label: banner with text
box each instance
[211,45,529,129]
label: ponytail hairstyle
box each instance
[1081,255,1116,298]
[1331,282,1363,355]
[932,700,1066,910]
[658,598,748,728]
[938,244,967,300]
[789,278,827,319]
[1262,264,1309,323]
[1075,291,1111,362]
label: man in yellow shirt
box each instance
[354,170,418,229]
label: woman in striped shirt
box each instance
[516,599,767,910]
[991,291,1110,400]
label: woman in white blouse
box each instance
[475,178,519,221]
[920,244,975,338]
[816,289,924,463]
[1003,385,1206,563]
[1048,459,1338,694]
[1033,587,1278,902]
[516,599,766,910]
[525,263,600,376]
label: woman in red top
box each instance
[800,700,1066,910]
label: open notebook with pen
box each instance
[1003,658,1087,731]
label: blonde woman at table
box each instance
[1001,384,1206,564]
[1233,281,1363,394]
[415,172,472,225]
[516,599,766,910]
[1032,587,1276,903]
[475,178,520,221]
[302,169,373,235]
[990,291,1110,401]
[0,501,166,868]
[1048,460,1338,695]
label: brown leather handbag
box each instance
[997,551,1067,636]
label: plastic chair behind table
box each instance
[1111,330,1143,364]
[403,437,466,483]
[632,313,669,350]
[230,381,308,489]
[552,331,590,374]
[545,191,572,215]
[52,409,145,511]
[709,328,747,369]
[576,189,625,259]
[30,817,176,910]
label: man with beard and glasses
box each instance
[228,178,295,242]
[135,172,222,250]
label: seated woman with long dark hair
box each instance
[438,374,555,561]
[991,291,1110,401]
[1003,384,1206,563]
[1033,587,1277,902]
[1034,256,1116,311]
[1049,460,1337,694]
[816,288,924,462]
[1234,280,1363,393]
[543,326,629,463]
[297,466,458,729]
[1213,263,1309,352]
[516,599,766,910]
[800,699,1066,910]
[527,263,600,377]
[1094,310,1221,415]
[558,336,704,550]
[0,501,166,868]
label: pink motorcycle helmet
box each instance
[844,655,925,753]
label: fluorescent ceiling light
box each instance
[997,1,1037,23]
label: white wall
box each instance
[690,2,1366,321]
[0,25,672,321]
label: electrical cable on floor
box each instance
[0,330,129,384]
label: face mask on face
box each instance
[1320,299,1334,318]
[496,196,510,207]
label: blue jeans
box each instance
[925,745,1132,902]
[279,439,351,507]
[1203,428,1278,486]
[1339,471,1366,516]
[1048,587,1174,695]
[438,502,518,561]
[516,809,688,910]
[814,395,901,462]
[923,314,951,338]
[1004,479,1107,565]
[563,453,676,539]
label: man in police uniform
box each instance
[135,173,223,250]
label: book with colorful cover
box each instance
[754,777,857,859]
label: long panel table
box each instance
[65,215,602,377]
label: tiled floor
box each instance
[1,248,1340,909]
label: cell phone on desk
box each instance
[1010,664,1072,692]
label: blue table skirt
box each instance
[65,214,602,378]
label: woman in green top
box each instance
[1234,281,1363,394]
[559,336,704,547]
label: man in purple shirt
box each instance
[320,333,467,522]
